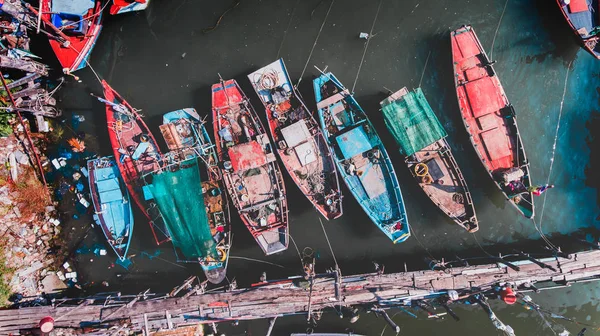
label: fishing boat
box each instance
[99,80,170,245]
[313,71,410,243]
[555,0,600,59]
[87,157,133,261]
[451,25,534,218]
[248,59,342,220]
[41,0,103,73]
[157,108,232,284]
[380,88,478,232]
[212,79,289,255]
[110,0,151,15]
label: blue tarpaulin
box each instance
[335,126,373,159]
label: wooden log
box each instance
[0,56,48,75]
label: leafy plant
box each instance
[47,121,64,143]
[0,114,12,137]
[14,167,49,217]
[0,245,14,307]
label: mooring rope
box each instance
[319,217,339,268]
[489,0,509,60]
[351,0,384,94]
[296,0,335,88]
[417,50,432,88]
[277,0,301,59]
[539,60,572,229]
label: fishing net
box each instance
[381,88,447,156]
[148,159,218,260]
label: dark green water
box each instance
[47,0,600,334]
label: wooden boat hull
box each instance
[248,59,342,220]
[555,0,600,59]
[212,79,289,255]
[110,0,151,15]
[101,80,170,245]
[451,25,534,218]
[87,157,134,261]
[313,72,410,243]
[160,108,232,284]
[43,0,103,73]
[380,88,478,232]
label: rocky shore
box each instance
[0,133,68,305]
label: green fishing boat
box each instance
[380,88,478,232]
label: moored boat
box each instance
[212,79,288,255]
[313,72,410,243]
[451,25,534,218]
[110,0,151,15]
[380,87,478,232]
[157,108,232,284]
[87,157,133,261]
[555,0,600,59]
[248,59,342,220]
[99,80,170,245]
[41,0,103,73]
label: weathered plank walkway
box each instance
[2,249,600,334]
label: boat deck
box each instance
[102,81,170,244]
[212,79,288,255]
[559,0,597,37]
[314,73,409,243]
[248,59,342,220]
[452,31,516,173]
[411,141,477,231]
[451,26,534,218]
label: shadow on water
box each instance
[531,0,580,66]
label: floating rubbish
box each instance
[359,32,369,39]
[141,249,162,260]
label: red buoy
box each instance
[39,316,54,333]
[500,287,517,305]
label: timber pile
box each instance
[2,249,600,334]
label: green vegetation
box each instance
[0,245,14,306]
[0,114,12,137]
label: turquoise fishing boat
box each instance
[87,157,134,261]
[313,72,410,243]
[150,108,232,284]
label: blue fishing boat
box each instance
[156,108,232,284]
[313,72,410,243]
[87,157,134,261]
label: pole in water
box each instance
[372,307,400,333]
[265,316,278,336]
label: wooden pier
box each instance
[2,249,600,334]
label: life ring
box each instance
[217,246,227,262]
[414,163,429,177]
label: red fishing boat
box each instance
[555,0,600,59]
[41,0,103,73]
[212,79,289,255]
[248,59,342,220]
[100,80,170,244]
[451,25,534,218]
[110,0,151,15]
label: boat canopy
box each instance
[147,159,218,260]
[228,141,267,172]
[335,125,373,159]
[381,88,447,156]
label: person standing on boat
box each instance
[527,184,554,196]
